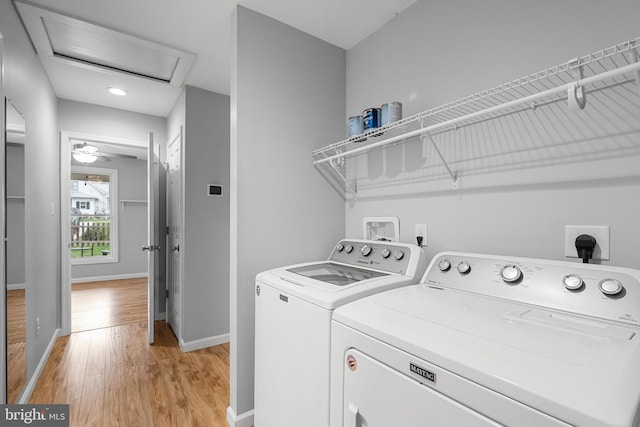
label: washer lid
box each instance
[257,263,412,310]
[286,262,387,286]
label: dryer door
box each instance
[343,349,501,427]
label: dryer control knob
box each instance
[381,249,391,259]
[562,274,584,291]
[361,245,372,256]
[345,245,354,253]
[438,259,451,272]
[500,264,522,283]
[394,250,405,261]
[336,243,345,252]
[457,261,471,274]
[599,279,623,296]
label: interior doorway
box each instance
[5,99,26,404]
[60,131,153,337]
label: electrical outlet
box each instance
[36,317,41,337]
[415,224,427,246]
[564,225,610,261]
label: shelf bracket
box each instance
[329,156,356,194]
[421,129,457,189]
[630,49,640,97]
[568,58,587,110]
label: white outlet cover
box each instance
[564,225,610,261]
[414,224,427,246]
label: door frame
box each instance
[146,133,158,344]
[59,131,148,335]
[0,33,7,404]
[166,127,184,342]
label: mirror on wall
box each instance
[5,98,26,403]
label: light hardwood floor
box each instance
[27,279,230,426]
[7,288,26,403]
[71,278,149,333]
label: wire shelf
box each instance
[312,37,640,195]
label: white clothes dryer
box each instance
[254,239,427,427]
[331,252,640,427]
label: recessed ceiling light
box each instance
[107,87,127,96]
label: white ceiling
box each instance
[16,0,416,117]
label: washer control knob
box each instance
[360,245,373,256]
[457,261,471,274]
[394,250,405,261]
[336,243,345,252]
[381,249,391,259]
[599,279,624,296]
[500,264,522,283]
[438,259,451,272]
[562,274,584,291]
[345,245,354,254]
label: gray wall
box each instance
[230,6,346,419]
[1,0,60,380]
[58,99,166,151]
[345,0,640,269]
[166,86,231,347]
[6,144,24,286]
[183,86,230,344]
[58,99,167,316]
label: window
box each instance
[70,167,118,263]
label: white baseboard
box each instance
[155,311,166,321]
[18,328,61,404]
[7,283,26,290]
[180,332,229,353]
[71,272,148,284]
[226,406,254,427]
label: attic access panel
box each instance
[15,1,195,86]
[44,18,177,82]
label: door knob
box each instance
[171,245,180,252]
[142,244,161,252]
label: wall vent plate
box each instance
[363,217,399,242]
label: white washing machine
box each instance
[254,239,427,427]
[331,252,640,427]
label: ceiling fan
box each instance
[72,142,138,163]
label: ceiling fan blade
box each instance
[95,151,138,160]
[71,140,142,161]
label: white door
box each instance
[166,129,183,340]
[144,133,160,344]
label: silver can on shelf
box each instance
[347,115,364,138]
[380,101,402,126]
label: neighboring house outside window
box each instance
[69,169,117,263]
